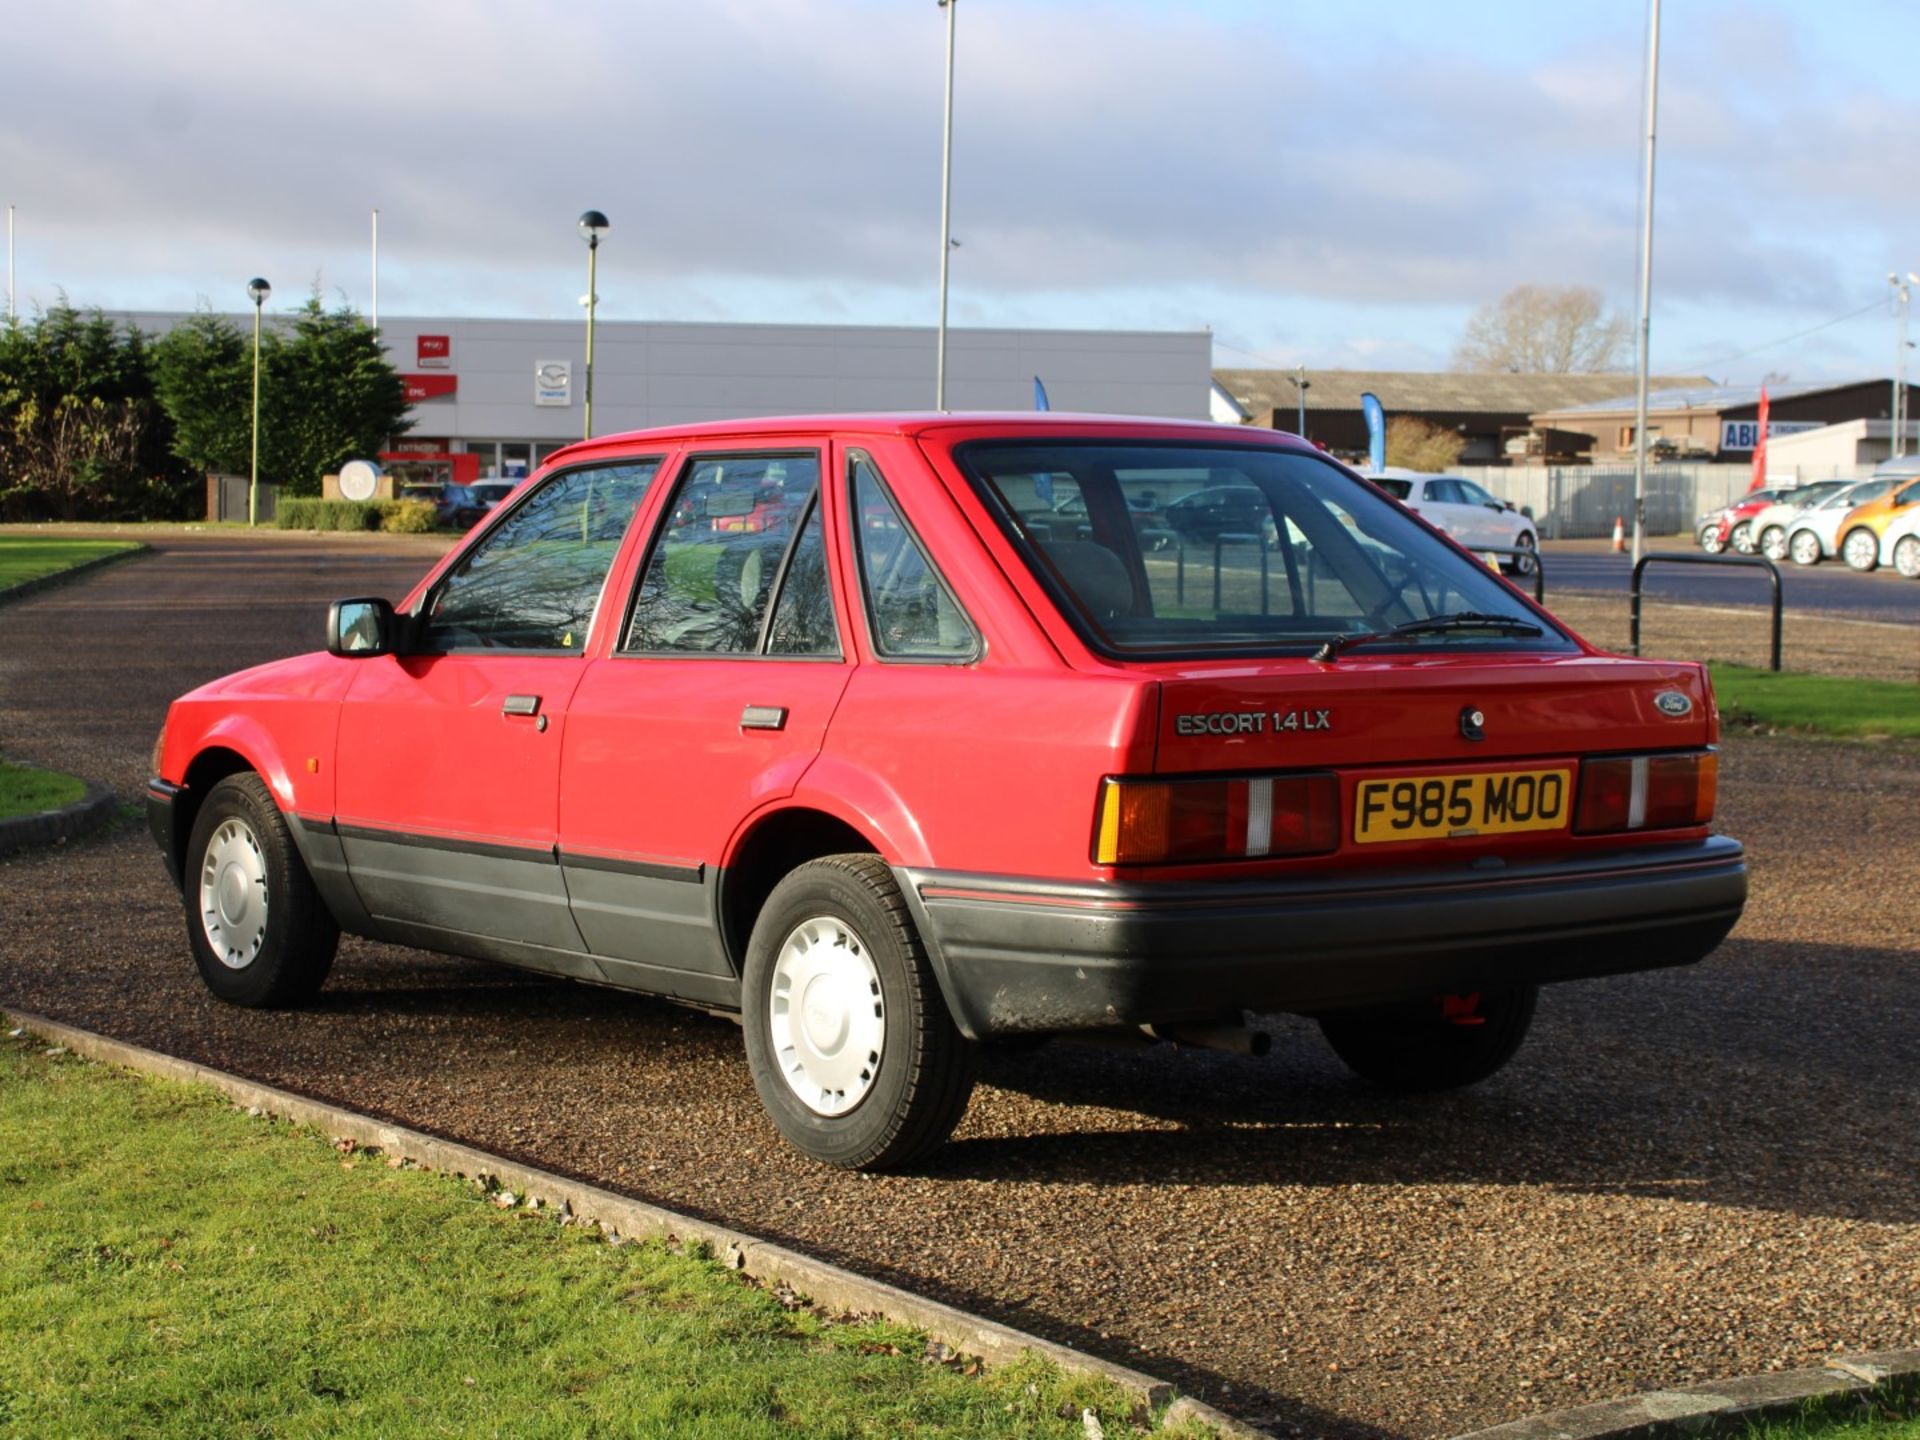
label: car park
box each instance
[1837,475,1920,571]
[1781,477,1899,566]
[147,413,1746,1170]
[1745,480,1853,561]
[1365,469,1538,573]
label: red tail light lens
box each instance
[1574,751,1717,834]
[1096,773,1338,865]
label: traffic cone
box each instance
[1611,516,1626,553]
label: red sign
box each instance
[1748,387,1770,491]
[417,334,451,368]
[402,374,458,402]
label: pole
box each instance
[1630,0,1661,568]
[583,237,598,440]
[1893,277,1909,461]
[249,300,263,528]
[371,208,379,331]
[6,204,13,322]
[935,0,956,411]
[1295,365,1308,437]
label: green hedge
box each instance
[375,499,437,534]
[275,498,438,533]
[276,499,379,532]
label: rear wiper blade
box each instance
[1313,611,1544,663]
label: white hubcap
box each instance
[768,914,885,1116]
[199,817,268,969]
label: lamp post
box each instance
[1890,272,1917,460]
[1629,0,1661,568]
[935,0,957,411]
[578,210,609,440]
[1288,365,1310,438]
[247,277,270,527]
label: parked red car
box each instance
[1696,487,1791,554]
[150,414,1745,1169]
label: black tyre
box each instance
[1729,520,1756,554]
[1788,529,1823,566]
[1318,986,1536,1093]
[183,773,338,1007]
[1758,524,1787,561]
[1895,535,1920,580]
[1698,522,1727,555]
[1841,526,1880,572]
[1502,531,1537,577]
[741,855,975,1170]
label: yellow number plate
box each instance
[1354,768,1572,844]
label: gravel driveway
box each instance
[3,529,1916,1439]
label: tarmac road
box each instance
[2,530,1916,1440]
[1540,543,1920,624]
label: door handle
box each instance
[741,705,788,731]
[502,694,542,717]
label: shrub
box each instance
[275,498,379,532]
[375,499,436,534]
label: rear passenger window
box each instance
[850,453,979,661]
[624,453,830,655]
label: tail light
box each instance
[1574,750,1717,834]
[1096,773,1338,865]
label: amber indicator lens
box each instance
[1096,773,1338,864]
[1573,751,1716,835]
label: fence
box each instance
[205,474,280,523]
[1454,462,1863,540]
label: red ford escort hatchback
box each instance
[150,415,1745,1169]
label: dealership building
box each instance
[122,312,1213,487]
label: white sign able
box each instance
[534,359,572,407]
[1720,419,1822,451]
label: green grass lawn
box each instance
[1745,1403,1920,1440]
[0,760,87,820]
[1711,664,1920,740]
[0,1029,1203,1438]
[0,536,140,590]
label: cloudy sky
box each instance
[5,0,1917,383]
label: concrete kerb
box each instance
[0,782,121,857]
[1450,1351,1920,1440]
[0,542,149,607]
[3,1009,1269,1439]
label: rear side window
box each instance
[958,441,1570,659]
[421,460,658,651]
[623,453,837,656]
[850,453,978,661]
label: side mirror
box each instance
[327,597,396,657]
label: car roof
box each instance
[543,412,1303,468]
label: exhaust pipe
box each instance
[1144,1019,1271,1057]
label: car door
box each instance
[1414,478,1471,541]
[557,448,853,987]
[1453,478,1510,547]
[333,458,662,957]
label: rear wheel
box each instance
[1319,987,1536,1092]
[741,855,975,1170]
[1758,524,1787,561]
[1698,522,1727,555]
[1841,527,1880,572]
[1729,520,1756,554]
[1894,535,1920,580]
[184,773,338,1007]
[1788,529,1823,566]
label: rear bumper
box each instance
[899,835,1747,1038]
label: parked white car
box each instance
[1877,504,1920,579]
[1783,478,1899,566]
[1748,480,1854,560]
[1365,469,1539,574]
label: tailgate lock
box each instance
[1459,706,1486,742]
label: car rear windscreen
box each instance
[956,441,1569,658]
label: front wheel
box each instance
[1502,531,1538,577]
[1841,527,1880,572]
[1698,522,1727,555]
[1318,987,1536,1092]
[1759,524,1788,561]
[1729,520,1756,554]
[1788,529,1823,566]
[741,855,976,1170]
[1894,534,1920,580]
[184,773,338,1007]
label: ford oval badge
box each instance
[1655,691,1693,717]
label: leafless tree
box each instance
[1451,285,1632,374]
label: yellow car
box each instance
[1838,475,1920,571]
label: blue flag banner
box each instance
[1034,376,1051,411]
[1360,391,1385,473]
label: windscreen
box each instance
[958,441,1570,657]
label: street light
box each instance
[1287,365,1311,438]
[935,0,957,411]
[1890,272,1918,460]
[578,210,609,440]
[247,277,270,527]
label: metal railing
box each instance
[1474,546,1545,605]
[1630,551,1782,671]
